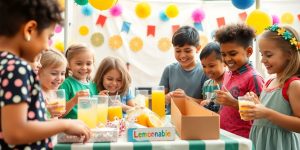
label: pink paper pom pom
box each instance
[192,8,205,23]
[110,4,122,17]
[272,15,280,25]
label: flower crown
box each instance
[266,24,300,51]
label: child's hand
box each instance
[239,103,270,121]
[245,92,260,104]
[200,99,210,106]
[73,90,90,104]
[46,102,66,118]
[215,89,237,107]
[99,90,109,96]
[170,89,186,99]
[64,119,92,143]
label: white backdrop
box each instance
[65,0,300,87]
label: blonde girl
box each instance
[0,0,90,149]
[59,43,98,119]
[94,56,134,113]
[39,49,67,118]
[241,25,300,150]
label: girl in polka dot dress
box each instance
[0,0,91,149]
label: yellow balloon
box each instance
[79,26,89,36]
[281,12,294,24]
[165,4,179,18]
[135,2,151,19]
[89,0,117,11]
[246,9,272,35]
[54,41,64,52]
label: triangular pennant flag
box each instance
[194,22,203,31]
[147,25,156,37]
[96,15,107,27]
[121,21,131,33]
[238,12,247,21]
[217,17,225,28]
[172,25,180,34]
[298,14,300,21]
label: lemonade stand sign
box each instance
[127,127,175,142]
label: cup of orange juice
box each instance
[238,96,255,121]
[152,86,165,118]
[47,89,66,112]
[108,95,123,121]
[78,97,98,128]
[93,95,109,127]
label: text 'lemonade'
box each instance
[238,96,255,121]
[152,86,165,118]
[78,97,98,128]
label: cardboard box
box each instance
[171,98,220,140]
[127,126,176,142]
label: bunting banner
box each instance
[238,12,247,21]
[172,25,180,34]
[147,25,156,37]
[121,21,131,33]
[217,17,225,28]
[194,22,203,31]
[298,14,300,21]
[96,14,107,27]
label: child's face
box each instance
[201,52,225,81]
[68,51,93,82]
[24,23,55,62]
[220,42,252,71]
[174,44,200,70]
[258,38,289,75]
[29,53,42,74]
[39,65,66,91]
[103,69,122,95]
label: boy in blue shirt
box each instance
[159,26,208,115]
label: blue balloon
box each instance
[232,0,255,10]
[81,5,93,16]
[159,11,169,22]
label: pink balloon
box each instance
[272,15,280,24]
[192,8,205,23]
[54,25,62,33]
[110,4,122,17]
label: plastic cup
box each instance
[238,96,255,120]
[108,95,123,121]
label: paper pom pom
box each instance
[74,0,88,6]
[54,25,62,33]
[159,11,169,22]
[79,26,89,36]
[165,4,179,18]
[272,15,280,25]
[110,4,122,17]
[231,0,254,10]
[135,2,151,19]
[81,5,93,16]
[192,8,205,23]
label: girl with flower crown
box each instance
[240,24,300,150]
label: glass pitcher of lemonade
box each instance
[78,97,98,128]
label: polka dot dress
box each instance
[0,51,52,149]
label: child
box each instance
[214,23,264,138]
[29,53,42,74]
[93,56,135,113]
[0,0,91,149]
[160,26,208,115]
[39,49,67,118]
[241,25,300,150]
[199,42,226,112]
[59,43,98,119]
